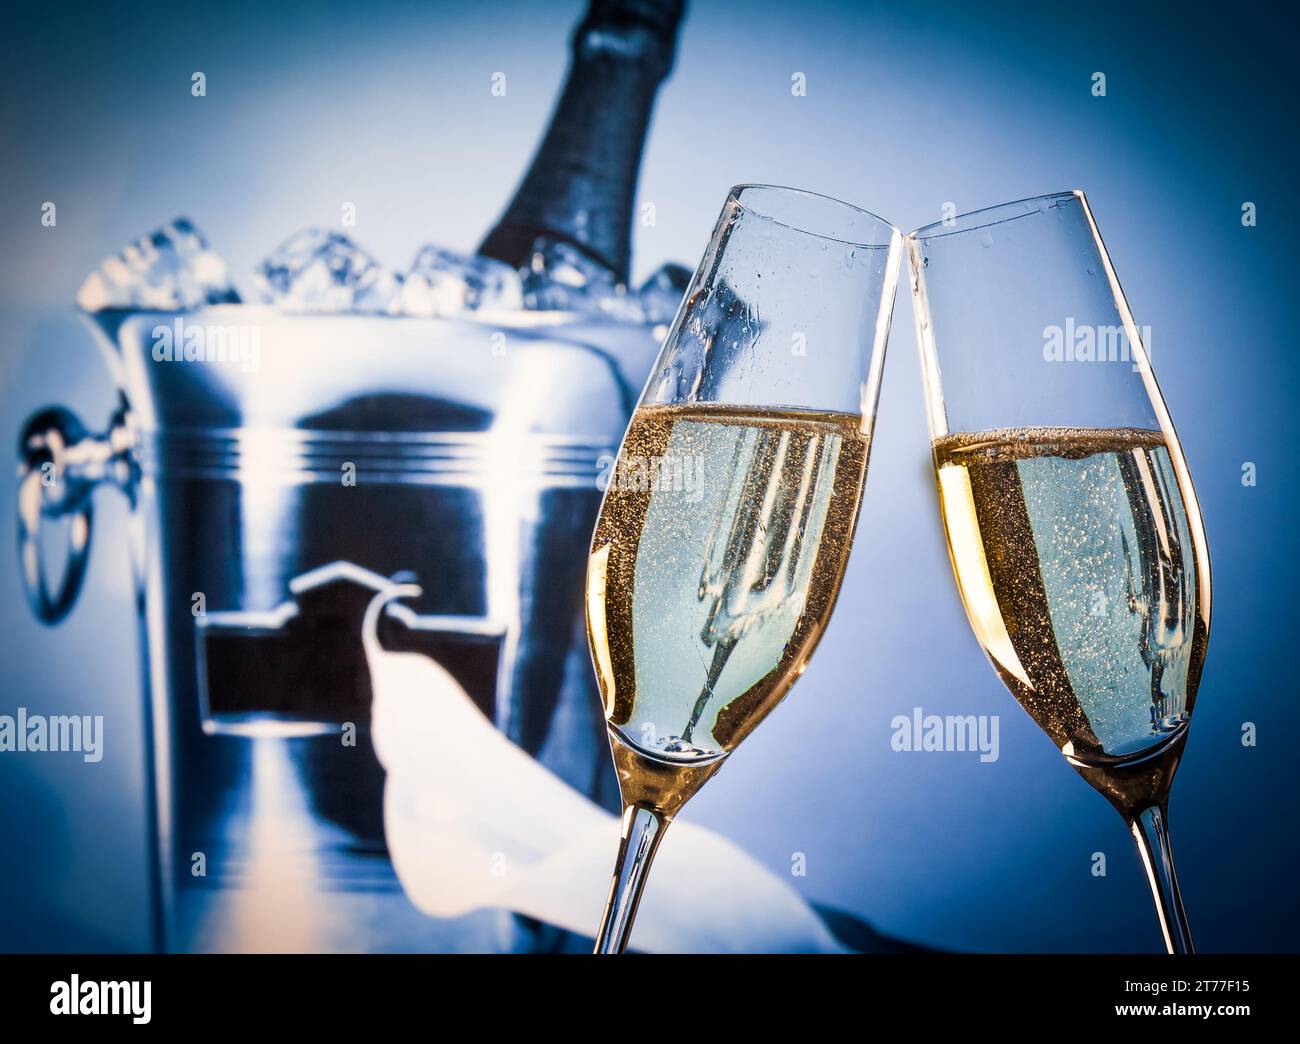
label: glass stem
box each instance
[1130,804,1194,954]
[594,804,668,954]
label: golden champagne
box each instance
[934,426,1210,768]
[587,403,868,812]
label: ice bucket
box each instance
[17,305,661,951]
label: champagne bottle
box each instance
[478,0,687,285]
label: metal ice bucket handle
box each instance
[16,402,136,624]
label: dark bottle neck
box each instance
[478,0,686,285]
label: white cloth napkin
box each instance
[364,584,846,954]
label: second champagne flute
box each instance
[586,185,902,952]
[909,190,1211,953]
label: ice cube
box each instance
[520,236,643,321]
[76,217,240,312]
[254,229,400,313]
[396,246,523,317]
[637,263,693,325]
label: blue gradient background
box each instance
[1,0,1295,951]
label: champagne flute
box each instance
[908,191,1211,953]
[586,185,902,953]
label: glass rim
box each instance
[728,183,900,249]
[908,189,1084,242]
